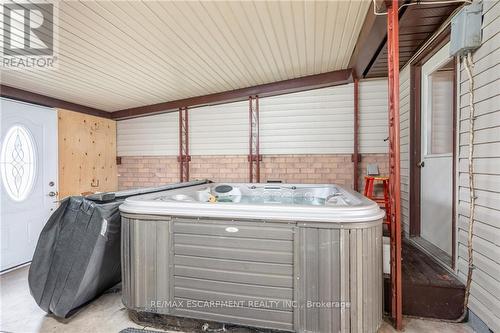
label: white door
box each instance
[0,98,58,271]
[420,42,454,257]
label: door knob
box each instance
[48,191,58,197]
[417,161,425,168]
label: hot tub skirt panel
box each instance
[121,216,172,312]
[121,215,382,333]
[296,226,383,333]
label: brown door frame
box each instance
[409,28,457,269]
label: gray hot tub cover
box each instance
[28,180,209,318]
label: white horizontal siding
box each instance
[359,79,388,153]
[117,83,389,156]
[117,112,178,156]
[189,101,248,155]
[457,2,500,331]
[399,66,411,235]
[259,85,355,155]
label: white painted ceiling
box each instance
[1,0,370,112]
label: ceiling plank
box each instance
[0,85,111,118]
[347,1,387,77]
[1,1,370,111]
[112,69,354,120]
[363,1,461,78]
[349,0,460,78]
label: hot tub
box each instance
[120,183,384,333]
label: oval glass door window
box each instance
[0,125,37,201]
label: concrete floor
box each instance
[1,266,474,333]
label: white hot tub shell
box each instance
[120,183,385,333]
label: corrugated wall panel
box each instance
[260,85,355,155]
[457,2,500,330]
[117,112,178,156]
[359,79,389,154]
[189,101,248,155]
[399,66,411,234]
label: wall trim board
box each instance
[111,69,354,120]
[1,85,111,119]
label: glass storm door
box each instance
[1,98,58,271]
[419,42,454,259]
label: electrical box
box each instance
[450,1,483,57]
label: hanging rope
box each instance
[462,50,476,312]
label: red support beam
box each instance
[353,78,360,191]
[112,69,353,120]
[0,85,110,119]
[178,107,190,182]
[248,95,261,183]
[387,0,403,330]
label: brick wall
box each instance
[118,154,389,191]
[190,155,248,182]
[118,156,178,189]
[261,155,354,186]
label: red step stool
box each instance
[364,176,392,229]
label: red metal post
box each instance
[178,107,190,182]
[256,95,260,182]
[353,78,360,191]
[248,95,261,183]
[387,0,403,330]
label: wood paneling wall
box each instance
[58,109,117,198]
